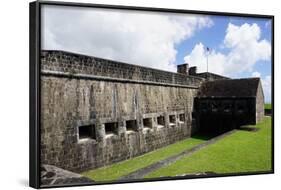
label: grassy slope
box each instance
[265,103,272,109]
[146,117,272,178]
[82,136,207,181]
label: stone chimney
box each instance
[177,63,189,75]
[189,66,197,76]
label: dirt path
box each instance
[119,130,236,180]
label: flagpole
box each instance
[207,51,208,73]
[206,47,209,73]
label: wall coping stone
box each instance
[41,50,204,87]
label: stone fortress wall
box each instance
[40,50,204,172]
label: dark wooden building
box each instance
[194,78,264,134]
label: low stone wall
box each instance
[41,164,93,187]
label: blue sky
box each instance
[175,15,272,78]
[42,5,272,102]
[174,15,272,102]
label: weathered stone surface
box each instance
[40,164,93,186]
[41,50,203,87]
[256,80,265,122]
[40,50,201,173]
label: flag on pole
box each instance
[206,47,210,52]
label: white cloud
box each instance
[183,43,226,75]
[42,5,213,72]
[184,23,271,76]
[252,71,261,78]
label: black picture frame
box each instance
[29,0,274,188]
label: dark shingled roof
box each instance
[197,78,261,97]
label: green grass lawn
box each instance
[81,135,208,181]
[265,103,272,109]
[146,117,272,178]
